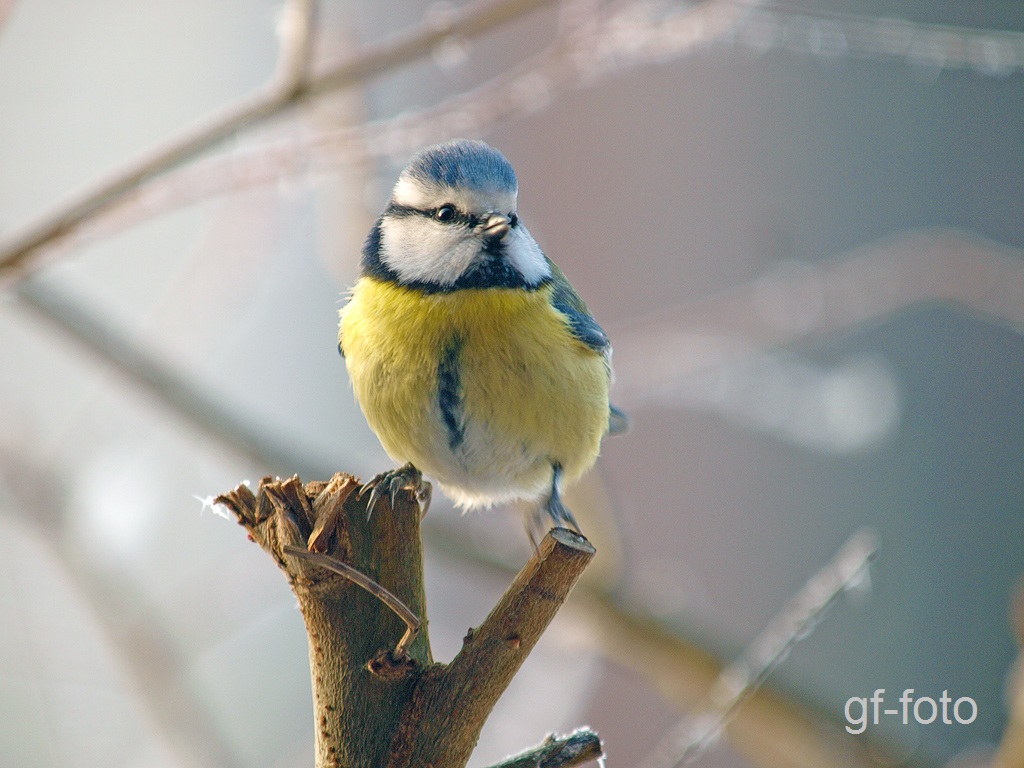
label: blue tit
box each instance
[339,139,627,539]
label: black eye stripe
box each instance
[385,203,429,219]
[386,202,479,227]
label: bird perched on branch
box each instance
[339,139,627,541]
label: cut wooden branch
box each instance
[217,471,431,766]
[215,470,596,768]
[387,526,596,767]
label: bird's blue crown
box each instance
[404,139,518,195]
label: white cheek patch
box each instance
[506,226,552,286]
[379,216,478,286]
[386,173,545,287]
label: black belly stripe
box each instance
[437,336,465,451]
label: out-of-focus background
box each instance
[1,1,1023,766]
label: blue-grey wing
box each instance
[548,268,610,356]
[553,294,611,355]
[547,261,628,436]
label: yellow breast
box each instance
[339,277,609,506]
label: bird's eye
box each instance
[434,205,457,222]
[508,213,519,227]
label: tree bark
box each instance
[215,470,596,768]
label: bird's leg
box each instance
[542,463,582,533]
[359,462,432,520]
[522,464,582,551]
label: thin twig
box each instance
[0,452,246,768]
[0,0,18,37]
[612,229,1024,407]
[484,728,605,768]
[15,278,334,479]
[578,593,882,768]
[0,0,560,286]
[31,0,761,254]
[748,4,1024,75]
[2,0,762,482]
[638,529,880,768]
[427,519,889,768]
[3,2,1019,284]
[20,230,1024,500]
[274,0,317,94]
[8,1,1020,265]
[283,544,421,658]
